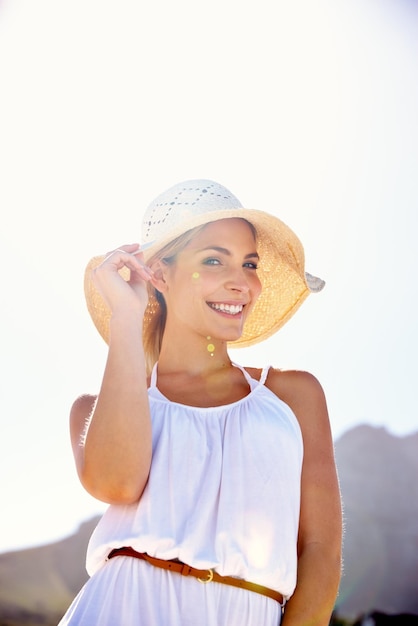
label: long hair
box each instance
[143,225,208,374]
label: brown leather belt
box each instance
[108,546,284,604]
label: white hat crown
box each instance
[142,180,243,244]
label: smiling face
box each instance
[158,218,262,345]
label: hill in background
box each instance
[1,425,417,625]
[334,425,418,620]
[0,518,96,626]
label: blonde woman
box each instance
[59,180,342,626]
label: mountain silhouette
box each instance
[0,517,96,625]
[333,425,418,620]
[0,425,417,625]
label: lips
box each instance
[208,302,244,315]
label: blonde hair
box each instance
[143,224,208,374]
[143,219,257,374]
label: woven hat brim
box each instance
[84,208,320,348]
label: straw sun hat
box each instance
[84,179,324,348]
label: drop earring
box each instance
[206,336,215,357]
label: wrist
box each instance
[109,308,145,337]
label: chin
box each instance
[223,328,245,343]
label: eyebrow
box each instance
[200,246,260,260]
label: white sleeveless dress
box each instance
[58,363,303,626]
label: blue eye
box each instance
[203,258,221,265]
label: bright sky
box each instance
[0,0,417,554]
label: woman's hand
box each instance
[73,243,155,504]
[91,243,154,317]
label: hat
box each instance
[84,179,324,348]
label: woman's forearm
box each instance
[281,542,342,626]
[79,311,153,504]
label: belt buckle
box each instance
[197,568,214,583]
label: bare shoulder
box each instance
[267,368,325,402]
[264,368,330,436]
[245,366,324,402]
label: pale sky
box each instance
[0,0,417,553]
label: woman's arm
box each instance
[269,369,343,626]
[70,245,155,505]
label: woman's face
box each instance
[160,218,262,343]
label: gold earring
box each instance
[206,336,215,357]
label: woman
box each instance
[59,179,342,626]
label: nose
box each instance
[224,268,250,293]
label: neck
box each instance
[157,333,232,377]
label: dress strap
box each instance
[149,362,158,388]
[232,362,272,386]
[259,365,272,385]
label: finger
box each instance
[132,240,155,254]
[114,248,135,254]
[129,261,154,280]
[105,243,140,258]
[103,247,154,279]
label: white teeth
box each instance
[210,303,243,315]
